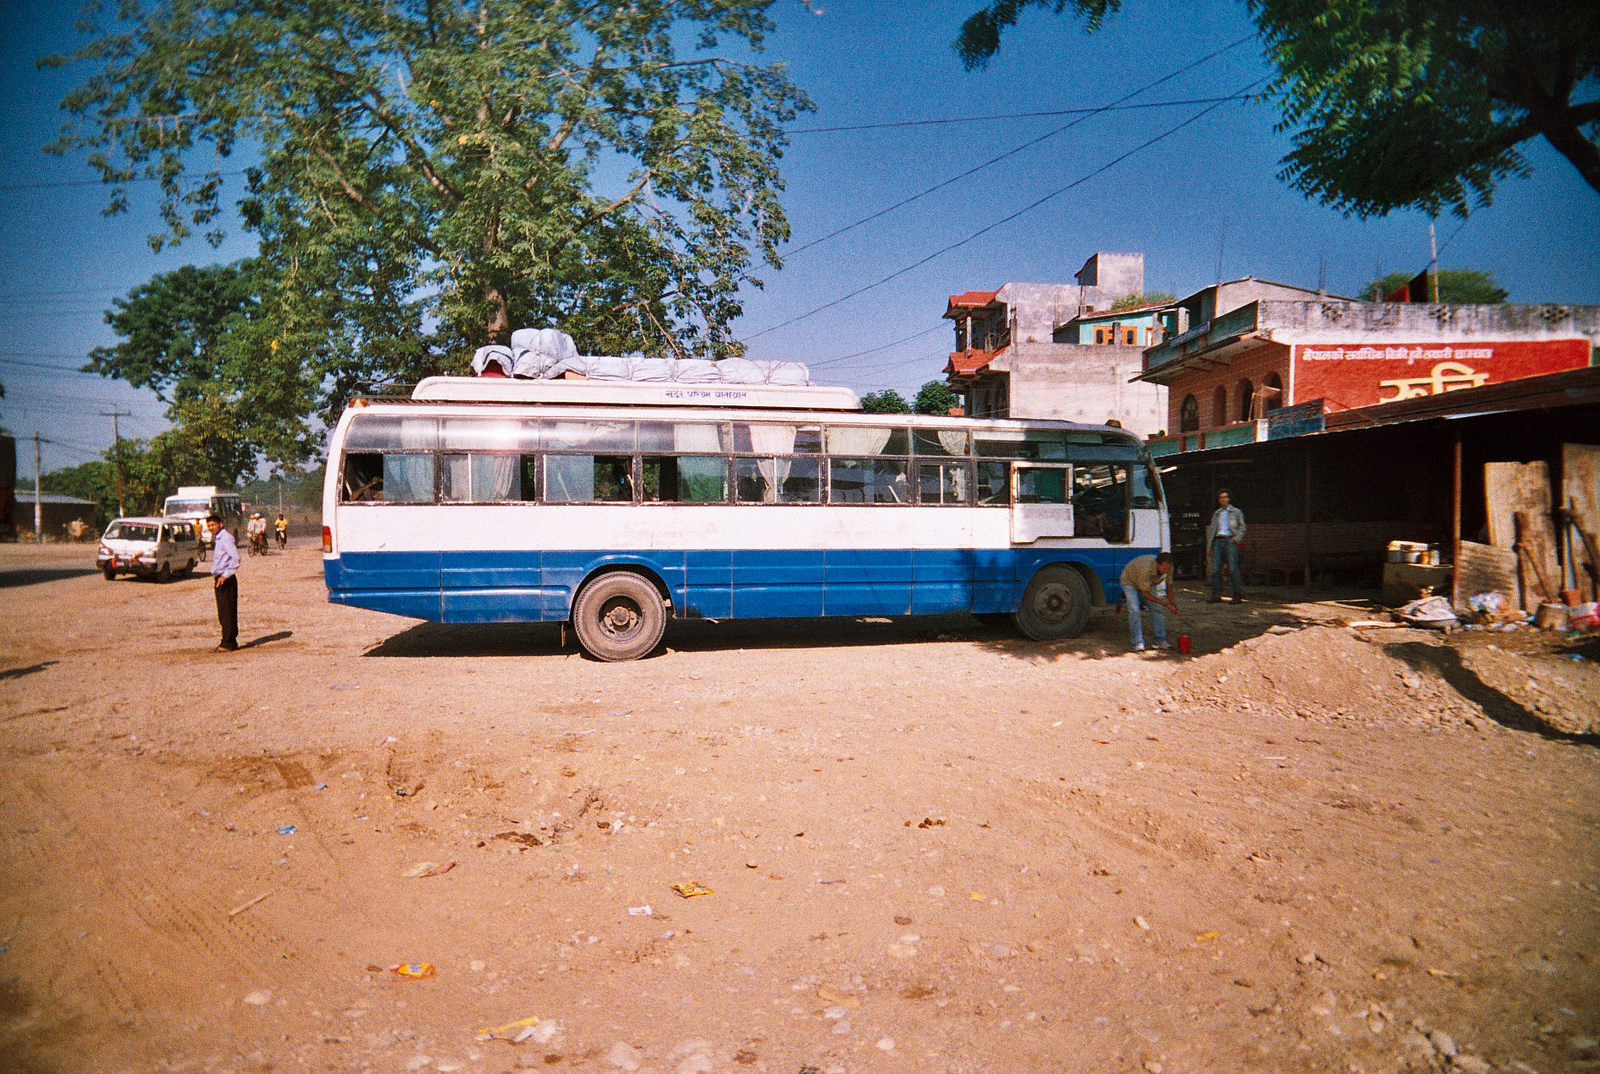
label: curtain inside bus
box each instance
[748,424,797,499]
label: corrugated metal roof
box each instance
[11,492,99,505]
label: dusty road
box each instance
[1,541,1596,1074]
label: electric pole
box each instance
[101,409,131,516]
[33,433,42,544]
[1428,222,1440,303]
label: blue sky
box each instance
[3,0,1598,476]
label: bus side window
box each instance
[1073,464,1130,543]
[643,456,729,503]
[1131,463,1161,508]
[976,461,1009,505]
[545,455,632,502]
[1017,467,1068,504]
[919,461,970,504]
[343,453,385,501]
[734,459,770,503]
[383,454,436,503]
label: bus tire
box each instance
[572,572,666,662]
[1013,565,1091,641]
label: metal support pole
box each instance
[33,433,43,544]
[1451,432,1462,606]
[101,410,130,517]
[1303,447,1313,590]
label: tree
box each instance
[914,379,959,415]
[87,260,317,471]
[1110,291,1175,310]
[954,0,1600,217]
[860,389,912,414]
[46,0,812,414]
[1366,268,1508,304]
[40,458,119,522]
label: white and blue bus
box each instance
[321,377,1169,660]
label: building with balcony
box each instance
[1134,292,1599,588]
[942,252,1167,437]
[1138,296,1599,451]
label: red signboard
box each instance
[1293,339,1591,410]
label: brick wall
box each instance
[1164,341,1293,431]
[1243,520,1429,575]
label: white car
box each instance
[96,517,202,582]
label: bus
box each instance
[163,486,244,555]
[321,377,1169,660]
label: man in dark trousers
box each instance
[1206,488,1247,603]
[206,513,240,651]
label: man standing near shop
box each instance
[1206,488,1247,604]
[206,514,239,652]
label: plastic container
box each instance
[1177,635,1192,655]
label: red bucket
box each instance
[1177,635,1192,655]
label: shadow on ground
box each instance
[1385,640,1599,746]
[0,660,57,681]
[240,631,294,650]
[361,583,1383,661]
[364,614,1019,660]
[0,567,100,589]
[969,582,1343,663]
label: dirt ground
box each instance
[1,541,1596,1074]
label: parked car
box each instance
[96,516,201,582]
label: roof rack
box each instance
[408,375,862,411]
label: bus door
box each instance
[1010,463,1073,543]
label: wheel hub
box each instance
[602,602,641,635]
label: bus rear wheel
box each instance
[1014,565,1091,641]
[572,572,666,662]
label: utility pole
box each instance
[32,433,42,545]
[101,409,131,517]
[1428,221,1440,303]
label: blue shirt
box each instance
[211,528,239,578]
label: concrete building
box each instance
[1138,298,1600,450]
[12,492,101,541]
[942,252,1168,437]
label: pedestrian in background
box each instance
[206,513,239,652]
[1121,552,1178,653]
[1206,488,1247,604]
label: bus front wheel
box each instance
[572,572,666,662]
[1014,565,1091,641]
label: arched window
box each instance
[1212,385,1228,426]
[1237,379,1254,422]
[1179,394,1200,433]
[1262,372,1284,413]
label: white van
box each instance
[163,486,243,554]
[97,517,202,581]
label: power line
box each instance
[0,287,121,300]
[747,77,1266,342]
[807,323,950,369]
[0,168,250,193]
[783,36,1253,259]
[788,92,1255,135]
[0,357,95,373]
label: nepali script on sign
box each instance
[1377,361,1489,402]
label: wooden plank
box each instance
[1563,444,1600,599]
[1514,511,1559,610]
[1484,460,1550,549]
[1455,540,1519,603]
